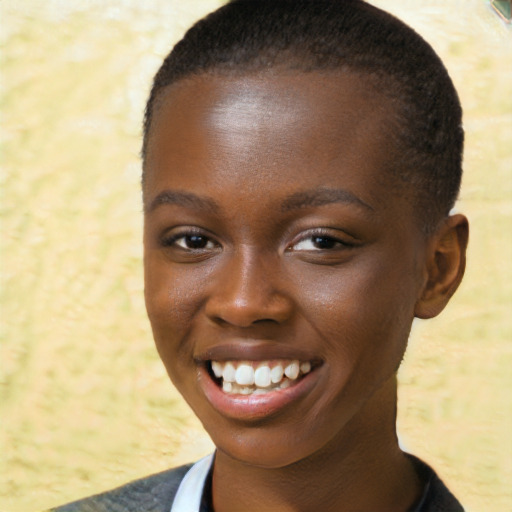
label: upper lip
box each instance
[194,341,321,363]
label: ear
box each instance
[414,214,469,319]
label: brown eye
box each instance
[161,231,218,251]
[311,236,338,249]
[291,234,349,251]
[178,235,211,249]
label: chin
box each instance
[216,437,316,469]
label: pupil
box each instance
[313,236,335,249]
[187,235,207,249]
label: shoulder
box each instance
[418,472,465,512]
[409,455,464,512]
[50,464,192,512]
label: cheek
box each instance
[145,248,209,312]
[144,254,206,361]
[293,251,418,361]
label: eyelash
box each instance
[288,230,355,252]
[160,228,355,254]
[161,229,219,251]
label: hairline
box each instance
[143,64,404,170]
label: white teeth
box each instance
[235,364,255,386]
[211,361,223,378]
[222,362,236,383]
[254,365,271,388]
[284,360,300,380]
[280,378,291,389]
[211,358,314,394]
[270,364,284,383]
[300,361,311,374]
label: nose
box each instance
[205,249,293,328]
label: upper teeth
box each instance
[210,359,312,392]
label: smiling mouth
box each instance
[207,359,315,396]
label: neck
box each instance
[211,377,423,512]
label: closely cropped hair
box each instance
[143,0,463,232]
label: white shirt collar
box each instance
[170,453,215,512]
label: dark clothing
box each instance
[408,456,464,512]
[51,464,192,512]
[51,456,463,512]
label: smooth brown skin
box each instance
[143,71,468,512]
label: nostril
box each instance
[209,314,277,329]
[205,297,293,327]
[253,318,280,325]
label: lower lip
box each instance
[198,365,320,421]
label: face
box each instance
[143,71,429,468]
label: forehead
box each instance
[144,70,400,210]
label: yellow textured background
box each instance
[1,1,511,511]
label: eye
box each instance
[160,229,220,253]
[293,236,340,251]
[173,234,217,250]
[288,231,355,252]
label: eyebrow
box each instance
[280,187,374,213]
[146,187,374,215]
[146,190,220,214]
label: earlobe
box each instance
[414,214,469,319]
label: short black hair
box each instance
[142,0,463,233]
